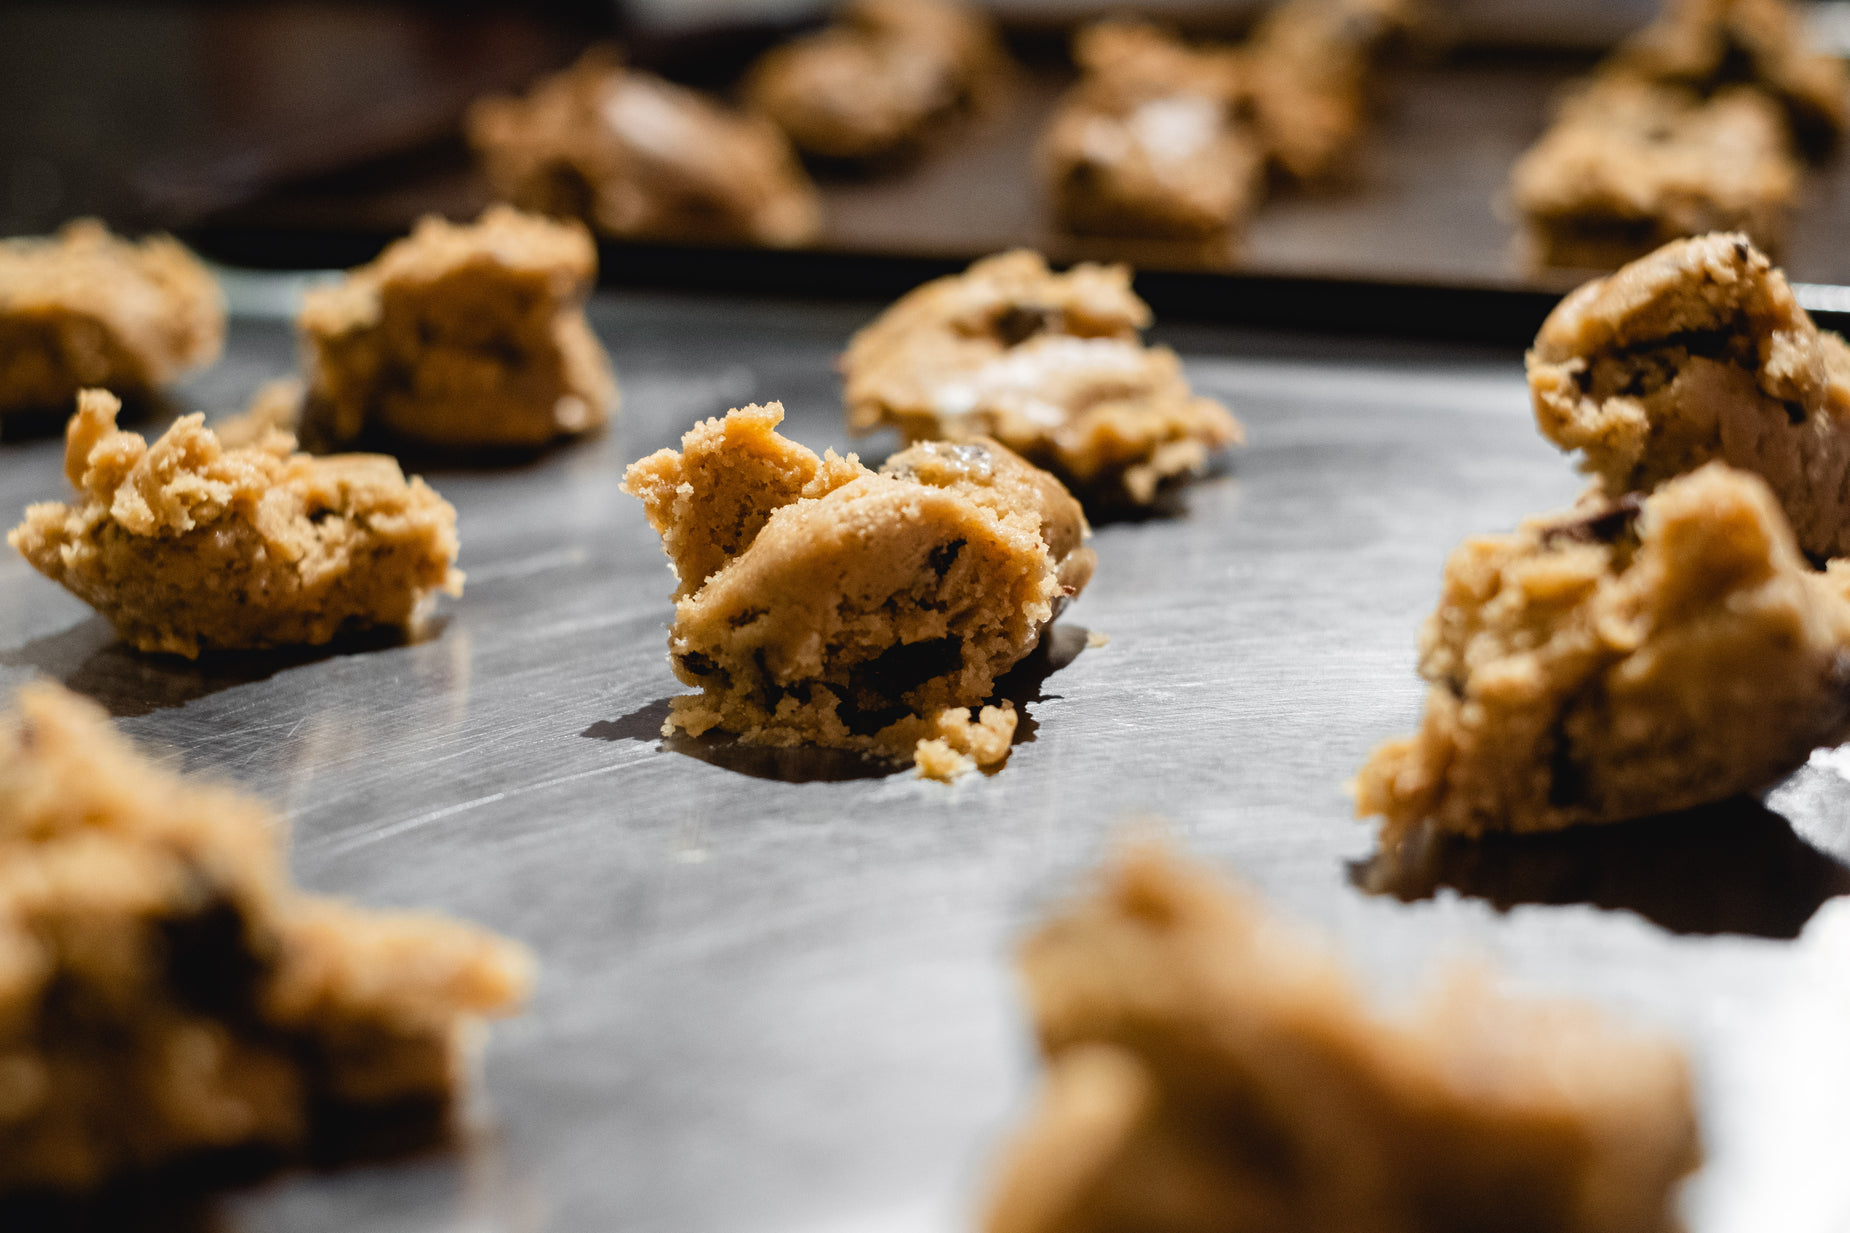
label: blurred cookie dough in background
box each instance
[0,221,222,419]
[746,0,1008,164]
[467,47,822,247]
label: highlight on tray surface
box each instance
[621,402,1094,780]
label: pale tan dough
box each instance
[746,0,1005,162]
[1509,80,1798,270]
[0,220,223,416]
[984,844,1700,1233]
[622,403,1094,778]
[467,48,820,247]
[9,389,462,658]
[842,251,1243,508]
[1354,464,1850,843]
[0,681,531,1196]
[1039,21,1262,241]
[298,206,617,450]
[1527,232,1850,559]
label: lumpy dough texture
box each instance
[298,206,617,450]
[0,220,223,416]
[0,681,531,1196]
[467,49,820,247]
[746,0,1004,163]
[983,844,1700,1233]
[9,389,462,658]
[1528,232,1850,559]
[842,251,1243,507]
[1354,463,1850,842]
[621,403,1095,778]
[1607,0,1849,157]
[1509,80,1798,270]
[1039,21,1262,241]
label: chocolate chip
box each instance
[993,305,1057,348]
[1540,493,1645,548]
[1785,400,1808,425]
[927,539,966,578]
[727,608,766,629]
[677,651,720,677]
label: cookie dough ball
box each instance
[1509,80,1798,270]
[9,389,462,658]
[1608,0,1849,158]
[1039,21,1262,240]
[843,250,1243,508]
[985,844,1700,1233]
[1355,463,1850,842]
[621,402,1095,779]
[0,220,223,417]
[1528,232,1850,558]
[467,48,821,247]
[0,680,531,1196]
[746,0,1005,162]
[298,206,617,450]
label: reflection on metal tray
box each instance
[2,286,1849,1230]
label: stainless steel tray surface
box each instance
[3,290,1850,1232]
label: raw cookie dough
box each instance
[1039,21,1262,241]
[1528,232,1850,558]
[1607,0,1849,157]
[621,402,1095,779]
[842,250,1243,508]
[0,220,223,417]
[0,680,531,1197]
[746,0,1005,163]
[298,206,617,450]
[467,48,821,246]
[9,389,462,658]
[1354,463,1850,843]
[1509,80,1798,269]
[984,844,1700,1233]
[1236,0,1423,183]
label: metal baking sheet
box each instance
[4,287,1850,1231]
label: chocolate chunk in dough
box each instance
[0,681,530,1197]
[1528,232,1850,558]
[1355,463,1850,842]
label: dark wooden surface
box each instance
[3,283,1850,1230]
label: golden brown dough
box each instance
[1354,463,1850,842]
[843,251,1243,508]
[621,402,1094,779]
[9,389,462,658]
[1039,21,1262,241]
[0,681,531,1197]
[984,844,1701,1233]
[467,48,820,246]
[1608,0,1849,157]
[1236,0,1424,183]
[1509,80,1798,270]
[298,206,617,450]
[1527,233,1850,559]
[746,0,1005,162]
[0,220,223,417]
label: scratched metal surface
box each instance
[3,290,1850,1232]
